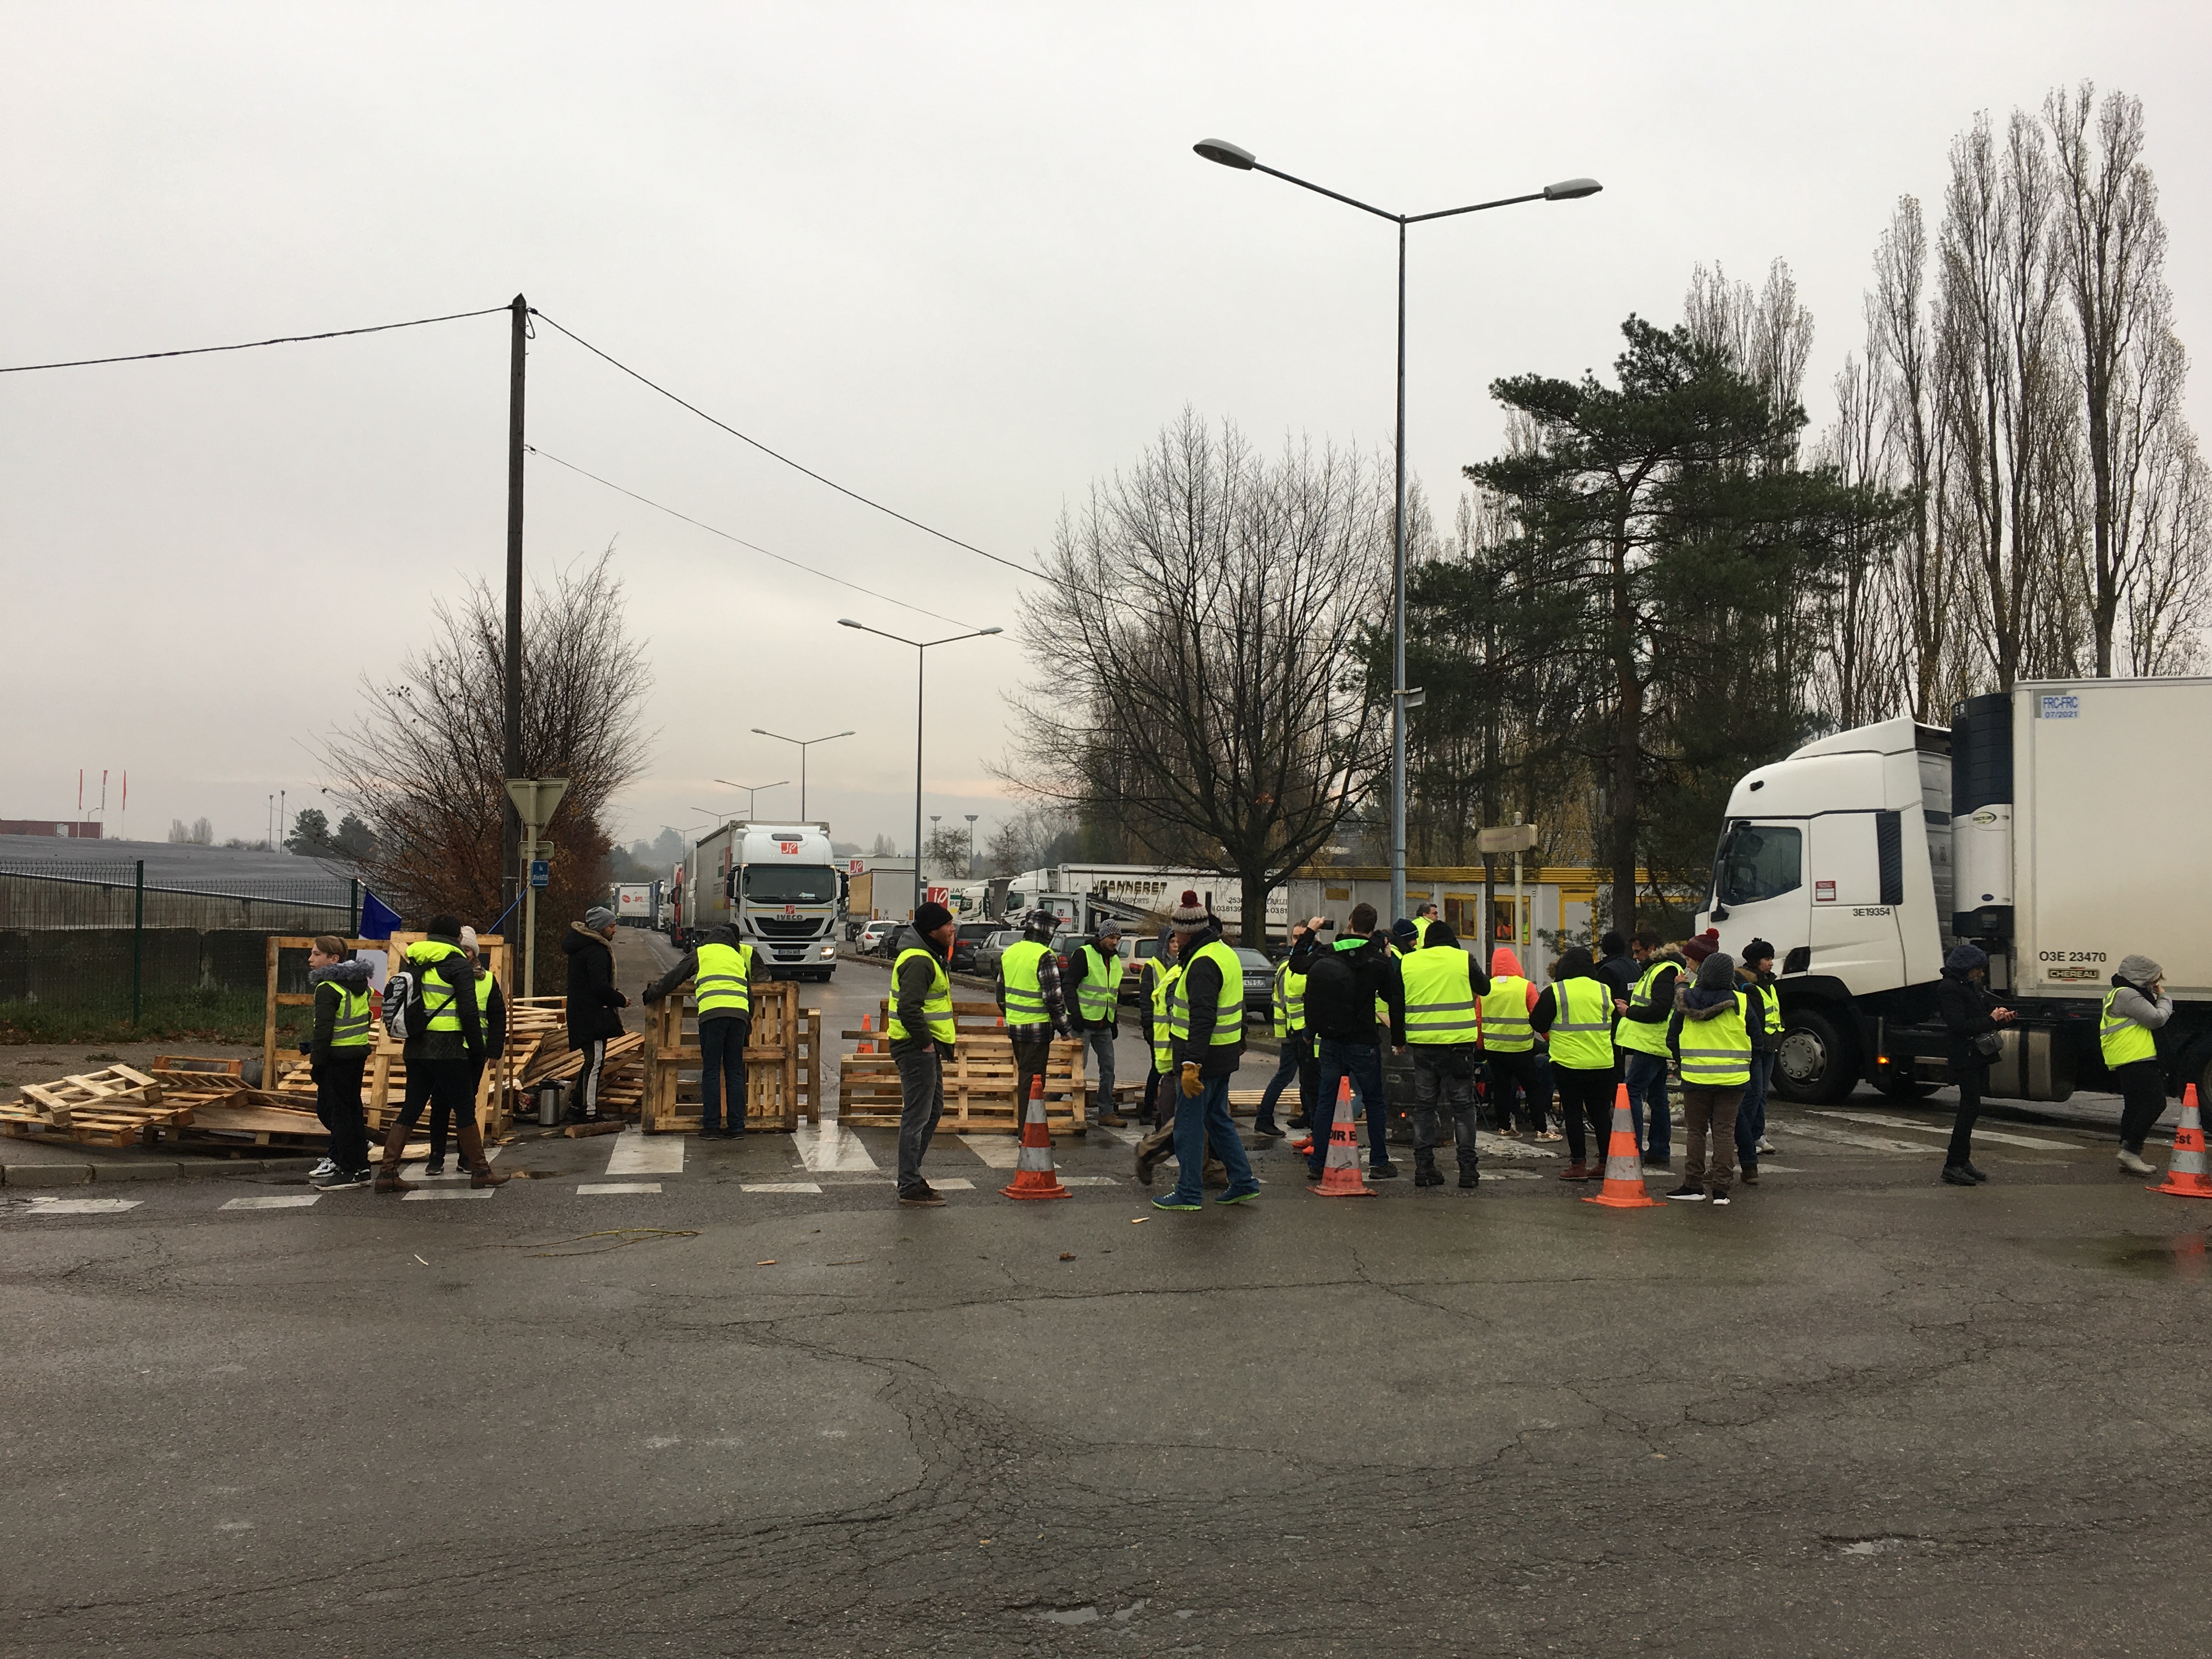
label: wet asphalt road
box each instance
[3,947,2206,1656]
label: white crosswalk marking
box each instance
[579,1182,662,1195]
[795,1122,877,1172]
[402,1186,498,1200]
[220,1194,320,1211]
[958,1135,1019,1169]
[26,1198,140,1215]
[1785,1122,1943,1155]
[1059,1175,1119,1186]
[605,1127,685,1177]
[740,1182,821,1193]
[931,1177,975,1190]
[1809,1109,2079,1151]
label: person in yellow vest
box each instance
[888,901,960,1206]
[1481,945,1548,1137]
[2104,953,2173,1177]
[1400,919,1492,1187]
[1412,901,1441,948]
[995,908,1071,1114]
[305,935,375,1189]
[1065,918,1128,1128]
[644,921,764,1137]
[376,914,506,1193]
[1528,945,1616,1182]
[1138,928,1181,1129]
[1254,918,1324,1139]
[1664,947,1771,1204]
[1732,940,1780,1184]
[1617,932,1688,1166]
[1154,892,1260,1210]
[427,926,508,1173]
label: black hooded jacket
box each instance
[563,923,629,1050]
[1303,932,1407,1046]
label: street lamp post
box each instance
[748,727,855,820]
[837,619,1003,917]
[712,778,789,820]
[964,813,979,879]
[1193,137,1599,926]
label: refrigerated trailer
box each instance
[1699,679,2212,1108]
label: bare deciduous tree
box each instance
[1006,411,1391,938]
[321,550,651,975]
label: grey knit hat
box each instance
[585,905,617,930]
[2119,953,2163,986]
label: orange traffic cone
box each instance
[1582,1082,1663,1210]
[2151,1084,2212,1200]
[1001,1075,1070,1200]
[1311,1077,1375,1198]
[857,1012,874,1056]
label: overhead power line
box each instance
[526,444,973,628]
[0,305,511,375]
[529,308,1051,585]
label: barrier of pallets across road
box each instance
[837,1000,1087,1135]
[641,979,821,1134]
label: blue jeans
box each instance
[1166,1073,1256,1205]
[1735,1052,1773,1167]
[1310,1037,1389,1176]
[1624,1049,1671,1160]
[1258,1031,1314,1128]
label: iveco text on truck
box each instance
[678,821,845,981]
[1699,679,2212,1109]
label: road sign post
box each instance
[504,778,571,997]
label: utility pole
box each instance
[503,295,528,940]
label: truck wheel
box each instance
[1773,1007,1858,1104]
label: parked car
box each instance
[949,921,997,974]
[855,919,896,957]
[1122,934,1167,1003]
[1235,947,1275,1025]
[970,928,1021,978]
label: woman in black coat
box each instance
[1936,942,2014,1185]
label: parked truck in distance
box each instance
[1699,678,2212,1110]
[677,821,845,981]
[610,882,658,927]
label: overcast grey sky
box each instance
[5,1,2208,858]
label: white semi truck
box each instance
[678,820,845,981]
[1699,678,2212,1108]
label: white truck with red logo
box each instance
[678,820,846,981]
[1698,678,2212,1108]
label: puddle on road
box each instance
[2040,1231,2209,1278]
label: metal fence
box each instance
[0,857,359,1034]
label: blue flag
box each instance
[358,890,403,940]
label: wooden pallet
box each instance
[641,981,817,1133]
[160,1092,329,1150]
[838,1035,1087,1135]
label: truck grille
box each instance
[751,917,827,940]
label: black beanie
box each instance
[913,901,953,935]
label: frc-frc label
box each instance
[2039,693,2080,719]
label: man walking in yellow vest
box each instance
[2105,953,2174,1177]
[1400,919,1491,1187]
[1254,917,1324,1140]
[995,908,1071,1112]
[1530,945,1618,1182]
[1665,947,1770,1205]
[644,920,764,1137]
[1065,917,1127,1128]
[306,935,375,1189]
[889,901,959,1206]
[1154,892,1260,1211]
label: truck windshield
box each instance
[743,865,838,905]
[1716,822,1803,905]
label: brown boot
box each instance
[373,1119,414,1193]
[458,1118,510,1189]
[1558,1161,1589,1182]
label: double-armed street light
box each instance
[837,619,1002,912]
[749,728,854,819]
[712,779,788,820]
[1193,136,1600,926]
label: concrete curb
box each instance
[2,1156,320,1187]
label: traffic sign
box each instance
[1475,823,1540,854]
[529,859,550,889]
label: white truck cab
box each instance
[681,821,845,981]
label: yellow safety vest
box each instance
[1752,980,1780,1042]
[1413,916,1434,947]
[1400,946,1480,1045]
[2100,987,2157,1068]
[328,978,373,1049]
[885,946,955,1045]
[1479,975,1533,1052]
[1272,959,1308,1038]
[1617,960,1675,1058]
[405,940,467,1033]
[695,940,754,1019]
[1168,938,1245,1047]
[999,939,1052,1029]
[1549,975,1615,1069]
[1075,943,1122,1023]
[1678,991,1753,1087]
[1150,960,1182,1074]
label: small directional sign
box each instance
[529,859,550,890]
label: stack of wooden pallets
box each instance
[837,1000,1087,1135]
[641,979,820,1133]
[0,1065,189,1148]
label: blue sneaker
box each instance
[1216,1186,1260,1205]
[1152,1194,1201,1212]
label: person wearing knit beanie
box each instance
[1168,890,1211,934]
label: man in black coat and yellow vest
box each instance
[1151,892,1260,1212]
